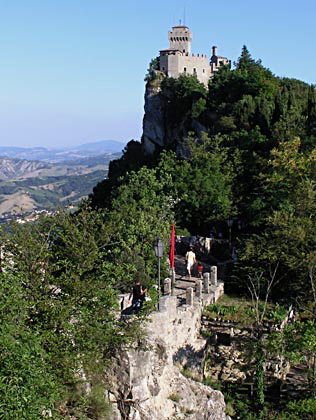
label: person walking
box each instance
[185,246,196,278]
[128,279,147,313]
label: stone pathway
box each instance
[120,254,223,312]
[172,255,216,305]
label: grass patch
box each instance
[168,393,181,403]
[181,367,194,380]
[203,377,222,391]
[202,294,289,327]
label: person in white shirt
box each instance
[185,246,196,278]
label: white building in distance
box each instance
[159,25,230,86]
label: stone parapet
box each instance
[145,281,221,364]
[109,272,229,419]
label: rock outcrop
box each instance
[142,76,208,157]
[106,295,230,420]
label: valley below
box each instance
[0,149,121,221]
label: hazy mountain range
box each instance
[0,141,125,218]
[0,140,126,162]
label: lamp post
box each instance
[226,217,234,246]
[154,237,164,311]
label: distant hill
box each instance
[72,140,126,153]
[0,140,127,162]
[0,157,50,179]
[0,152,121,218]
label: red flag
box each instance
[169,223,175,269]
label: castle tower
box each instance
[159,26,229,86]
[168,25,192,54]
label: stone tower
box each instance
[159,25,230,86]
[168,25,192,54]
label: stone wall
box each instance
[107,284,229,419]
[201,317,291,385]
[160,51,212,86]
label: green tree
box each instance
[0,271,60,420]
[0,207,145,417]
[105,166,174,290]
[161,74,207,126]
[238,137,316,299]
[235,45,261,71]
[307,85,316,137]
[170,132,235,233]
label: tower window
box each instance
[184,67,187,72]
[193,68,196,73]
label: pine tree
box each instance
[235,45,260,71]
[307,85,316,136]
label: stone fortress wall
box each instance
[159,25,230,86]
[110,263,296,418]
[109,271,229,419]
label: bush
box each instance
[168,393,181,403]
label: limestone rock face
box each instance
[107,344,228,420]
[142,82,166,155]
[106,296,230,420]
[142,79,208,156]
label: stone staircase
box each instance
[167,254,224,307]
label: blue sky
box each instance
[1,0,315,148]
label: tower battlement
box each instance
[168,25,192,54]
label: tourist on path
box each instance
[128,279,147,313]
[185,246,196,278]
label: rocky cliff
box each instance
[142,74,208,157]
[106,295,230,420]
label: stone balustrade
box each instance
[163,278,171,295]
[120,266,223,315]
[186,287,194,306]
[162,267,222,306]
[211,266,217,286]
[195,279,202,298]
[203,272,210,293]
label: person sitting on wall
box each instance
[128,279,147,313]
[197,263,203,279]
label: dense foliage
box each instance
[0,166,173,418]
